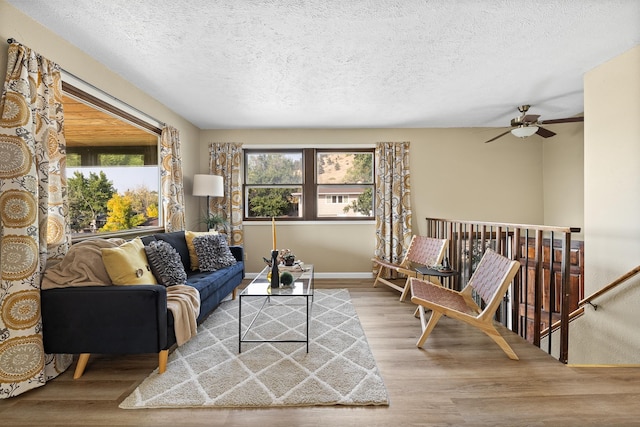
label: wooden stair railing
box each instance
[578,265,640,310]
[544,265,640,336]
[426,217,581,363]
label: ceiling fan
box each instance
[484,105,584,143]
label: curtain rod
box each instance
[7,37,166,128]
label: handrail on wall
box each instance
[578,265,640,310]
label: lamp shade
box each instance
[193,174,224,197]
[511,125,539,138]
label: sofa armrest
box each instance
[41,285,169,354]
[229,245,243,262]
[229,246,245,278]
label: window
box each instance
[244,148,374,220]
[62,83,161,237]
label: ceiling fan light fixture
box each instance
[511,125,539,138]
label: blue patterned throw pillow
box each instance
[144,240,187,286]
[192,234,237,272]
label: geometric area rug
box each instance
[120,289,389,408]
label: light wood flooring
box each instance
[1,279,639,426]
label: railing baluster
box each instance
[560,232,572,363]
[424,217,580,363]
[533,229,543,347]
[548,231,555,355]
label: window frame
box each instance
[62,82,164,240]
[243,147,375,221]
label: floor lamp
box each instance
[193,174,224,231]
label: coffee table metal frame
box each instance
[238,264,314,353]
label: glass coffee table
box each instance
[238,264,314,353]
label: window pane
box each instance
[63,93,160,235]
[246,152,303,184]
[245,186,302,218]
[317,152,373,184]
[317,185,373,217]
[98,153,145,166]
[67,153,81,167]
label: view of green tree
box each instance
[98,154,144,166]
[146,204,159,219]
[247,188,299,217]
[246,153,302,184]
[125,186,158,219]
[344,153,373,183]
[101,193,146,231]
[67,153,81,167]
[343,188,374,216]
[68,171,116,232]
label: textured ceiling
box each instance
[6,0,640,129]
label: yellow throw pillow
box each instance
[101,237,157,285]
[185,230,218,271]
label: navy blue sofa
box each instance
[41,231,244,378]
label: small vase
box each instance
[270,250,280,288]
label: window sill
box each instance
[243,220,374,226]
[71,226,165,244]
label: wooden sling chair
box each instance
[410,249,521,360]
[372,236,448,301]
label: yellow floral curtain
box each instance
[0,42,72,398]
[208,142,243,246]
[374,141,412,264]
[160,125,185,232]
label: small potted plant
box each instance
[201,213,227,233]
[279,249,296,266]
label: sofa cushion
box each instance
[154,231,191,271]
[101,237,157,285]
[192,234,237,272]
[185,230,218,271]
[144,240,187,286]
[186,261,244,303]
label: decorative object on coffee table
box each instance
[279,271,294,286]
[270,249,280,288]
[279,248,296,266]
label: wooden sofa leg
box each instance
[232,288,237,300]
[158,349,169,374]
[73,353,90,379]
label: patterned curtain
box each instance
[208,142,243,246]
[0,42,72,398]
[160,125,185,232]
[374,141,412,264]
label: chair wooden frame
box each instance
[372,236,448,301]
[410,249,521,360]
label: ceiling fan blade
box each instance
[539,116,584,125]
[522,114,540,123]
[536,127,556,138]
[484,130,512,143]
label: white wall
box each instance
[570,45,640,364]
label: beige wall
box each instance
[0,0,202,229]
[201,128,547,274]
[542,122,585,232]
[569,45,640,364]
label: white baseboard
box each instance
[245,272,374,279]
